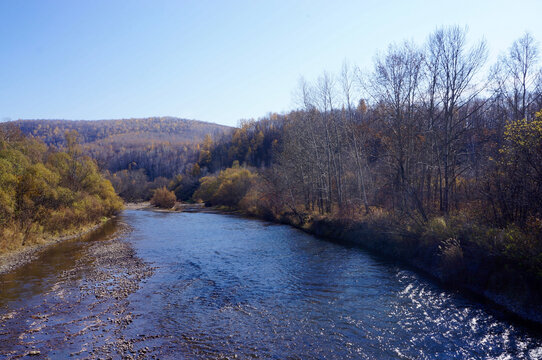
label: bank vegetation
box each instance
[187,27,542,322]
[0,126,122,254]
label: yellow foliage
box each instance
[150,187,176,208]
[193,166,256,207]
[0,128,123,250]
[502,112,542,153]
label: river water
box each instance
[1,210,542,359]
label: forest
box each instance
[183,27,542,311]
[0,125,122,253]
[5,117,231,201]
[2,26,541,317]
[193,28,542,226]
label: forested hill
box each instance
[8,117,231,147]
[1,117,232,200]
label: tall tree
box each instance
[367,41,427,218]
[494,33,541,121]
[427,26,488,213]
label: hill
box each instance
[8,117,231,147]
[2,117,233,201]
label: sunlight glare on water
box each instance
[1,210,541,359]
[122,211,542,359]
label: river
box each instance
[1,210,541,359]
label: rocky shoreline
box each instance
[0,200,206,276]
[0,201,205,276]
[0,221,157,358]
[0,219,113,275]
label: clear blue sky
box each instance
[1,0,540,127]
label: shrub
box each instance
[192,166,256,207]
[438,237,464,281]
[170,174,200,201]
[150,187,176,208]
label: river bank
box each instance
[17,200,537,326]
[0,219,156,358]
[125,201,208,212]
[292,216,542,325]
[0,218,115,275]
[2,208,540,358]
[0,202,206,275]
[195,204,542,325]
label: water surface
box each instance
[1,210,542,359]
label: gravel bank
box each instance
[0,221,111,275]
[0,223,156,359]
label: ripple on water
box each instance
[2,210,542,359]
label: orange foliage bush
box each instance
[150,187,176,208]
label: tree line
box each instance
[190,27,542,231]
[0,125,122,252]
[184,28,542,312]
[4,117,231,201]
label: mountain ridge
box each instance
[6,116,232,147]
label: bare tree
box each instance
[426,26,488,213]
[366,41,427,218]
[340,61,371,213]
[494,33,540,121]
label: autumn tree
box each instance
[426,26,488,214]
[366,41,427,219]
[487,111,542,224]
[0,127,122,250]
[193,163,256,208]
[493,33,541,122]
[150,187,177,209]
